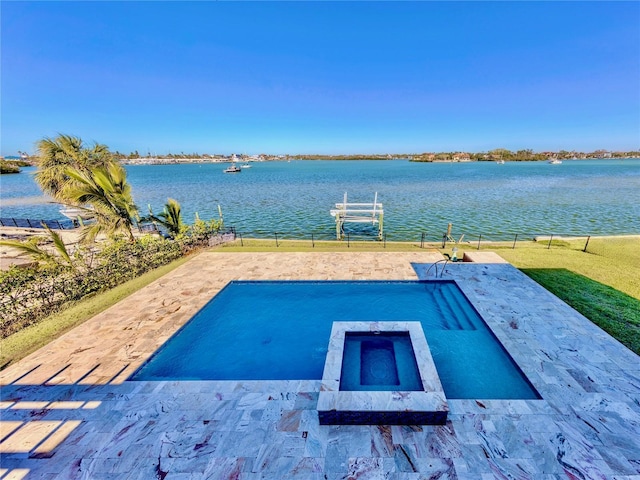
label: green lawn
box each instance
[487,236,640,300]
[218,237,425,252]
[2,236,638,369]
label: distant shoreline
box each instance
[116,156,640,166]
[4,156,638,169]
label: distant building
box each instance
[453,152,471,162]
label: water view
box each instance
[2,159,639,240]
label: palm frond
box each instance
[33,134,116,201]
[77,223,103,244]
[44,226,75,269]
[64,162,138,243]
[0,238,54,262]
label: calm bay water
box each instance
[2,159,639,240]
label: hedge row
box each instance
[0,233,228,338]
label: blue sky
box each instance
[2,1,639,156]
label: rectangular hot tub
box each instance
[340,332,424,391]
[318,321,448,425]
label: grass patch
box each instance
[521,269,640,355]
[0,254,192,370]
[219,238,427,252]
[461,238,640,300]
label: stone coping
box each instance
[318,321,448,425]
[461,251,509,263]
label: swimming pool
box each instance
[130,280,540,399]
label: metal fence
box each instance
[232,230,389,248]
[227,228,638,255]
[0,217,76,229]
[435,231,639,260]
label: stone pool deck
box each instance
[1,251,639,479]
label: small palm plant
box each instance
[0,226,76,270]
[142,198,185,239]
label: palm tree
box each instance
[34,134,113,201]
[64,162,139,243]
[143,198,184,238]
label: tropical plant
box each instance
[64,162,139,243]
[142,198,185,239]
[0,232,215,339]
[0,161,21,174]
[0,226,76,269]
[188,212,223,241]
[34,134,113,200]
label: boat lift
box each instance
[330,192,384,240]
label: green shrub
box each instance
[0,233,221,338]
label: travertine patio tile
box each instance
[1,251,638,478]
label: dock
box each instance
[330,192,384,240]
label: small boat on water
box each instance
[548,158,562,165]
[60,206,94,221]
[496,159,505,165]
[240,164,252,169]
[224,164,242,173]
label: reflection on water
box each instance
[1,160,639,239]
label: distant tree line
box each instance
[290,154,402,160]
[112,151,211,160]
[411,148,640,162]
[5,146,639,171]
[0,160,23,174]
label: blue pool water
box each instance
[130,280,540,399]
[340,332,424,392]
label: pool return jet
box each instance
[330,192,384,240]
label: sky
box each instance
[1,1,639,156]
